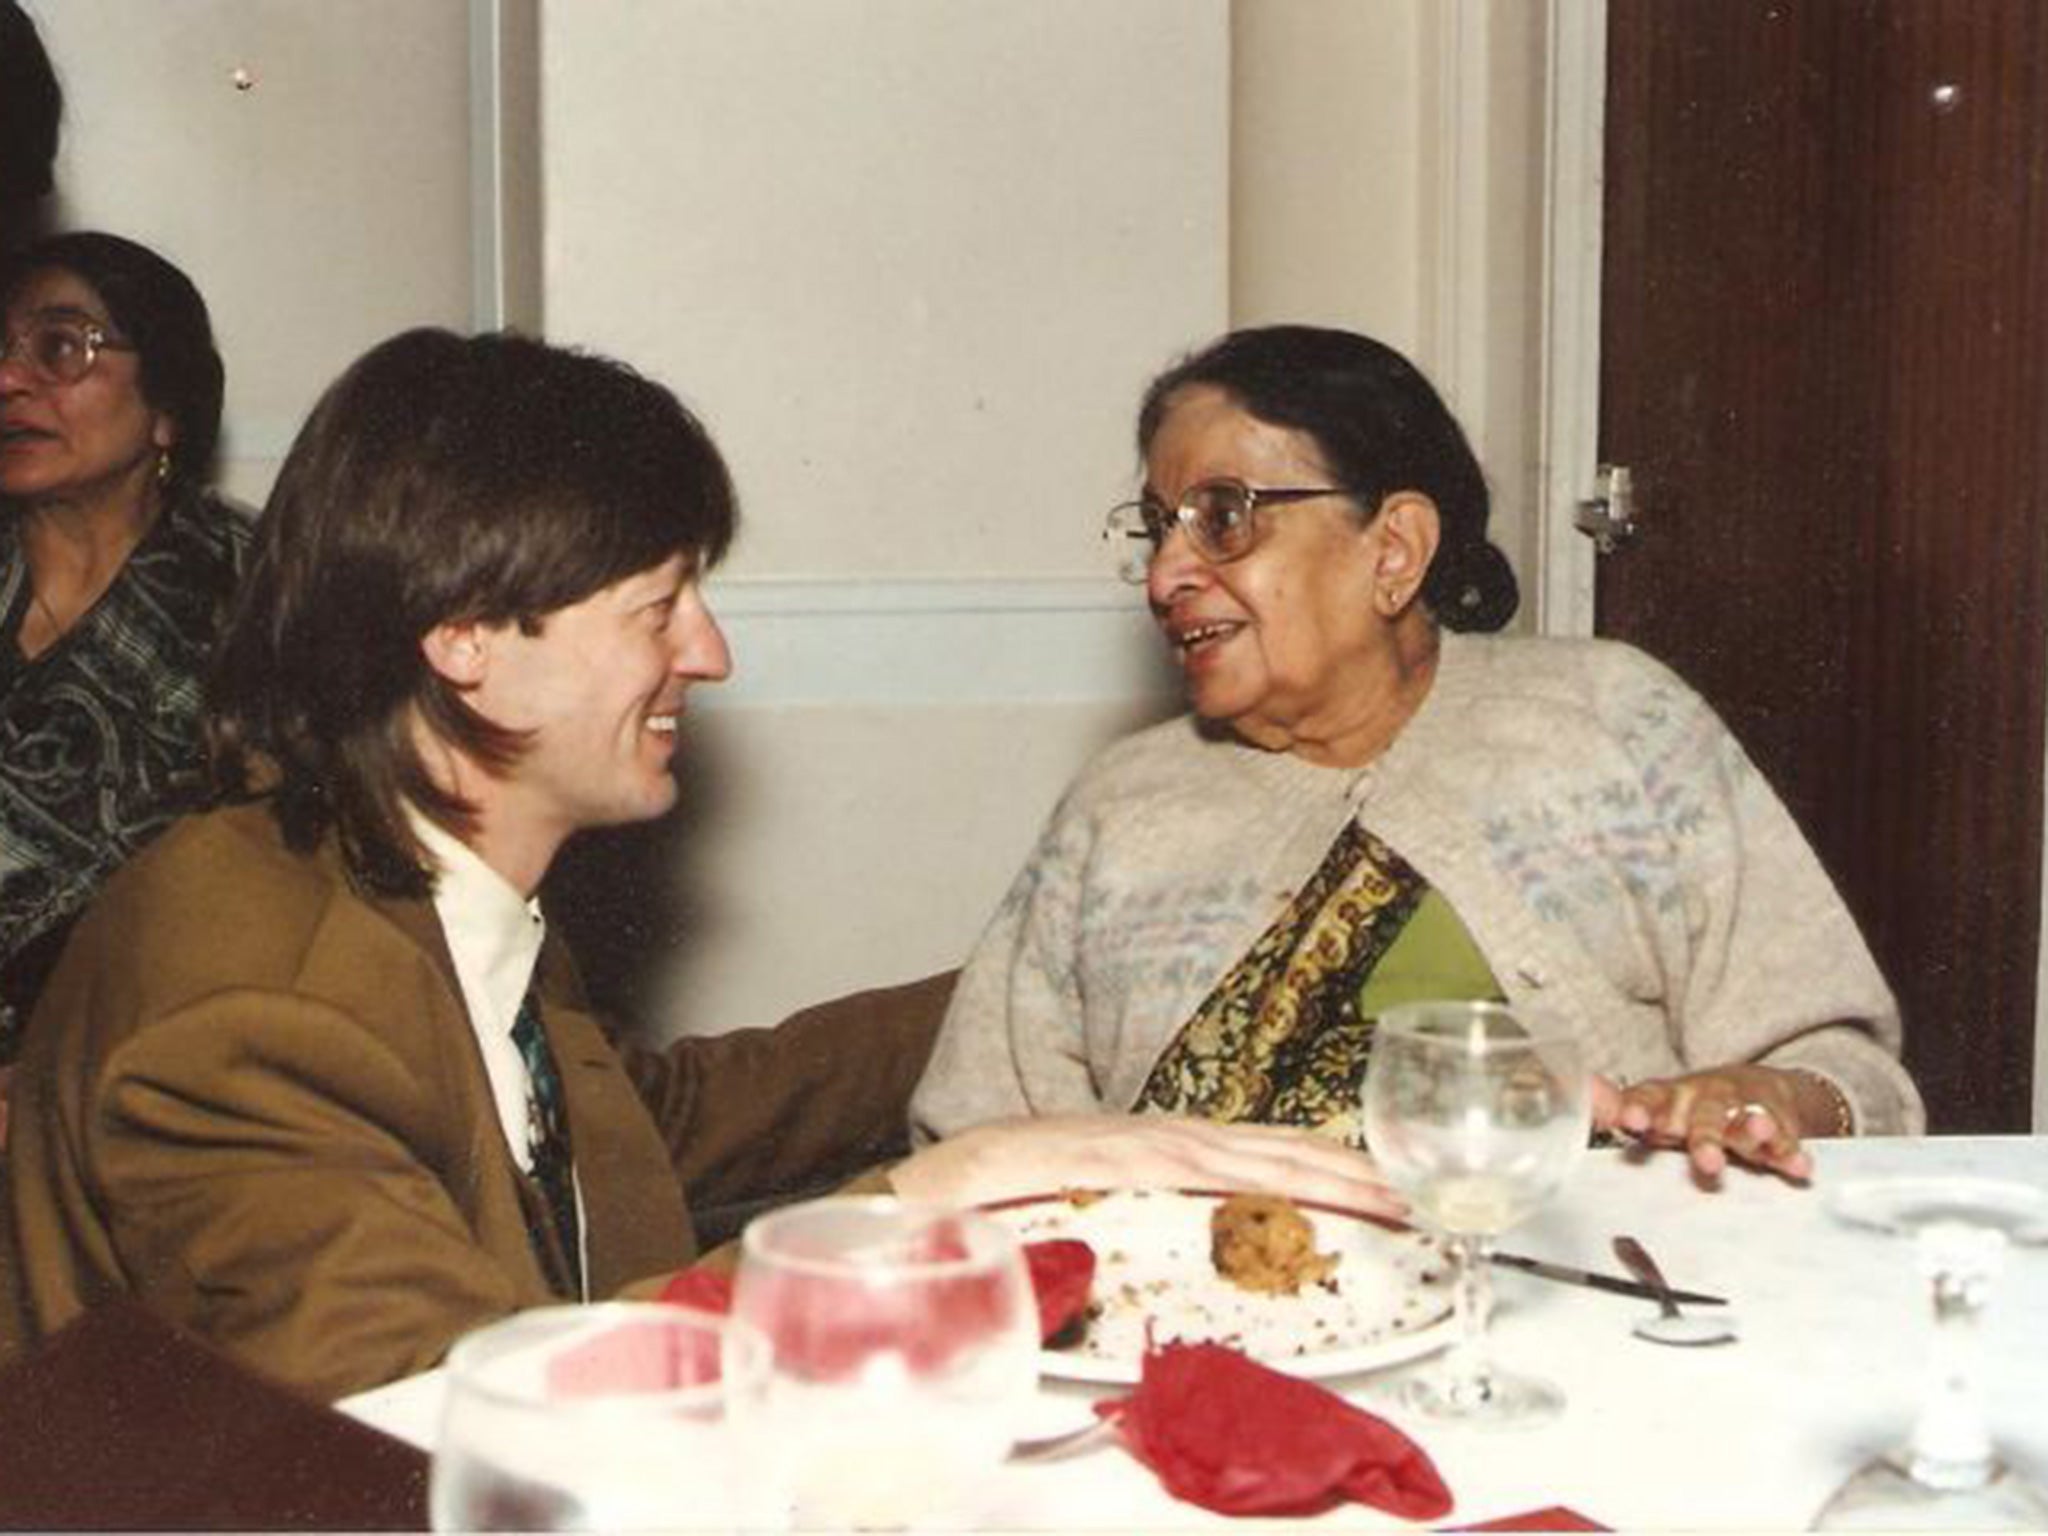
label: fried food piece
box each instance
[1208,1193,1339,1296]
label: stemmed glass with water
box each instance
[1363,999,1591,1427]
[1810,1176,2048,1530]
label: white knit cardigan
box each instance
[912,633,1925,1139]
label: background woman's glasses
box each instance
[0,315,136,385]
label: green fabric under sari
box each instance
[1133,822,1502,1140]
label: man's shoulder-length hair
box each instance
[207,327,737,896]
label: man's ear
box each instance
[1369,491,1443,617]
[420,619,493,689]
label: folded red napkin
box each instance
[1096,1341,1453,1521]
[657,1236,1097,1348]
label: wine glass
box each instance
[429,1301,771,1532]
[1810,1176,2048,1530]
[725,1195,1040,1531]
[1362,999,1591,1427]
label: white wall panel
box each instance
[707,578,1169,709]
[540,0,1229,582]
[30,0,476,507]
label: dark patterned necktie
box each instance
[512,989,584,1297]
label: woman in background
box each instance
[0,232,250,1066]
[914,325,1923,1179]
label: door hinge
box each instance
[1574,464,1638,554]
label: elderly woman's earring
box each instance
[155,450,172,485]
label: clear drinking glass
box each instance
[726,1196,1040,1531]
[430,1301,769,1532]
[1810,1176,2048,1530]
[1362,999,1591,1427]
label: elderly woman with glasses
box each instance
[913,325,1923,1181]
[0,233,250,1068]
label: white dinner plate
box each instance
[988,1188,1456,1384]
[1826,1175,2048,1241]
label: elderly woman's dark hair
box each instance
[2,231,223,488]
[1137,325,1519,632]
[0,0,62,249]
[209,326,739,895]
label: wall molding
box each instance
[1535,0,1606,638]
[703,577,1175,710]
[1428,0,1493,449]
[467,0,508,333]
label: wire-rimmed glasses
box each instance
[1103,477,1359,582]
[0,313,137,386]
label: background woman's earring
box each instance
[155,450,172,484]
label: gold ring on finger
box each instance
[1722,1100,1773,1128]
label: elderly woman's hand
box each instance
[1592,1064,1840,1183]
[891,1114,1404,1219]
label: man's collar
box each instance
[408,809,532,917]
[407,806,544,1035]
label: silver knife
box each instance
[1490,1249,1727,1307]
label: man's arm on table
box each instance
[621,970,956,1238]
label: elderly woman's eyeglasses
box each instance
[0,316,137,386]
[1103,478,1358,582]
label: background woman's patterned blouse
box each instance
[0,490,251,1055]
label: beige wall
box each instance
[540,0,1227,585]
[1231,0,1432,353]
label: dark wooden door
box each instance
[1597,1,2048,1131]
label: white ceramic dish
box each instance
[989,1188,1456,1384]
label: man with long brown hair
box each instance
[5,330,954,1395]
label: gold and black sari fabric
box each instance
[1133,822,1499,1138]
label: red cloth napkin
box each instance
[1022,1237,1095,1342]
[1452,1509,1607,1531]
[661,1266,736,1314]
[657,1236,1097,1348]
[1096,1341,1453,1521]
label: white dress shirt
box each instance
[411,810,588,1294]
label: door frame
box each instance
[1529,0,2048,1131]
[1533,0,1605,644]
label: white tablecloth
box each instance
[342,1134,2048,1530]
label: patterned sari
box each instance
[1133,822,1501,1140]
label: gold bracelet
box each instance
[1792,1069,1854,1138]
